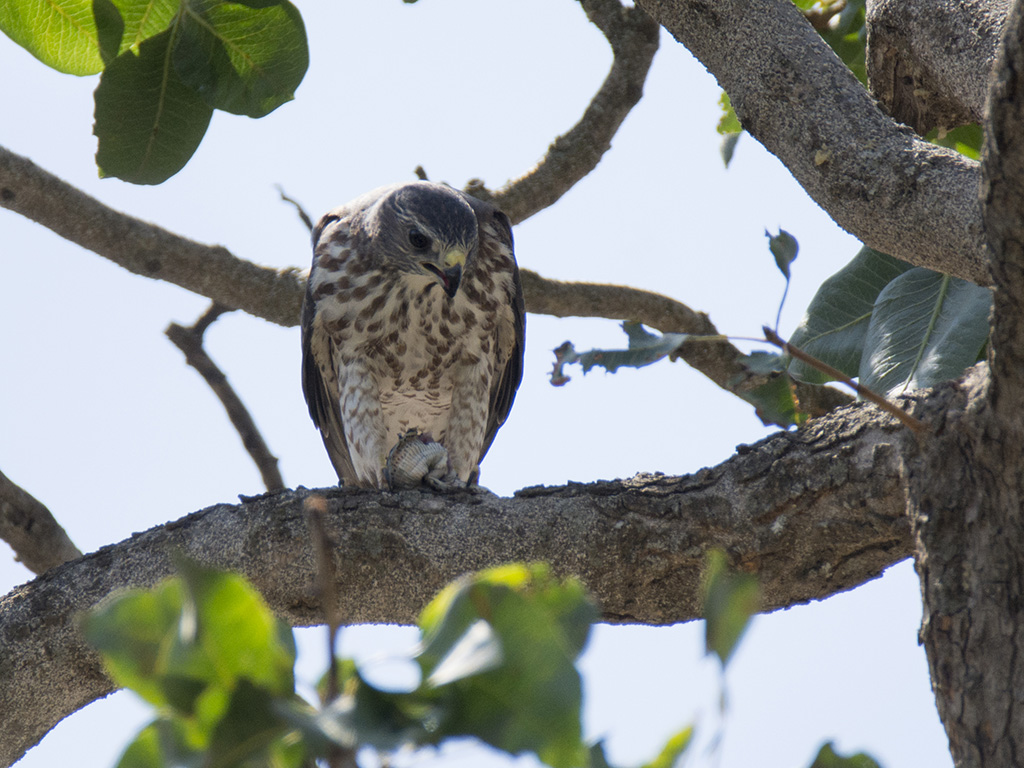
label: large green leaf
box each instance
[115,719,198,768]
[84,564,296,713]
[87,565,302,766]
[176,560,297,697]
[82,577,188,709]
[174,0,308,117]
[788,248,913,384]
[415,564,596,768]
[94,26,214,184]
[96,0,180,61]
[860,269,991,396]
[0,0,105,74]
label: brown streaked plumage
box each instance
[301,181,525,488]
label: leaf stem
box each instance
[763,326,930,434]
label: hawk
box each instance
[301,181,525,489]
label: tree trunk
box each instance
[904,368,1024,767]
[904,0,1024,764]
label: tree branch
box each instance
[521,270,853,416]
[1,145,848,421]
[638,0,988,285]
[0,397,912,767]
[0,470,81,576]
[464,0,661,224]
[165,304,286,493]
[899,1,1024,762]
[866,0,1007,134]
[0,146,306,327]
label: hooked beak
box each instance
[421,248,465,298]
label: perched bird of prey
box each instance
[301,181,525,489]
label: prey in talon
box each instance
[385,429,455,491]
[301,181,525,491]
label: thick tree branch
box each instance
[166,304,286,493]
[638,0,987,285]
[0,146,305,327]
[0,398,911,767]
[867,0,1008,134]
[464,0,660,224]
[983,0,1024,395]
[0,470,81,576]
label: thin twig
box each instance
[166,304,286,491]
[0,469,82,575]
[763,326,930,434]
[464,0,660,224]
[276,185,314,233]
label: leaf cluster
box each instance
[83,561,698,768]
[787,248,991,397]
[0,0,308,183]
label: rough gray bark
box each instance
[637,0,987,285]
[0,399,911,767]
[867,0,1008,134]
[900,0,1024,764]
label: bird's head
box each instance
[376,182,479,299]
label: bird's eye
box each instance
[408,229,431,250]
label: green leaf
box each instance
[98,0,180,60]
[808,742,882,768]
[589,742,615,768]
[733,353,808,428]
[788,248,914,384]
[176,560,297,697]
[641,726,694,768]
[860,269,991,396]
[550,322,688,385]
[206,680,293,768]
[766,229,798,280]
[84,563,296,724]
[716,91,741,135]
[817,0,867,84]
[174,0,308,117]
[426,619,504,686]
[415,563,596,768]
[927,123,983,160]
[115,719,201,768]
[116,722,163,768]
[94,26,214,183]
[0,0,105,74]
[717,91,743,167]
[703,550,759,668]
[82,577,188,708]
